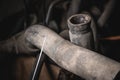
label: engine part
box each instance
[67,0,81,18]
[98,0,115,28]
[45,0,61,25]
[25,25,120,80]
[68,14,95,50]
[0,31,39,54]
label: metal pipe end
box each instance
[67,14,91,27]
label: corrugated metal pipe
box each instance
[25,25,120,80]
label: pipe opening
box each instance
[68,14,91,26]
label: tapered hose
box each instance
[25,25,120,80]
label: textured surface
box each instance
[25,25,120,80]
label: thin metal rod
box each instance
[31,36,46,80]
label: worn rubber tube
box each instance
[25,25,120,80]
[68,14,95,50]
[45,0,61,25]
[0,31,38,54]
[98,0,115,28]
[67,0,81,18]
